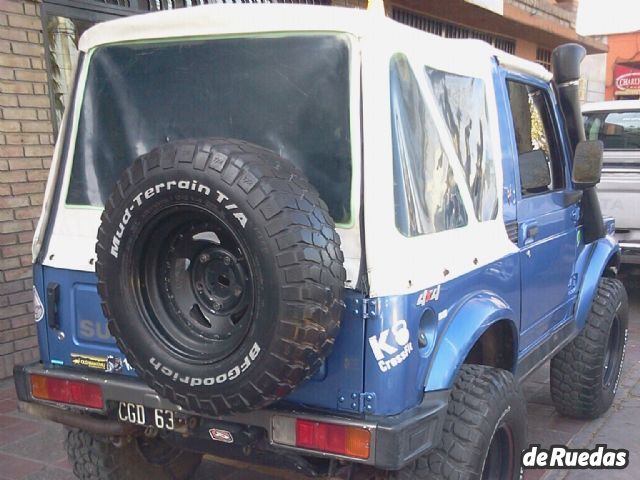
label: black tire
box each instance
[391,365,526,480]
[65,428,202,480]
[550,277,628,419]
[96,138,345,415]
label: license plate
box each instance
[117,402,175,430]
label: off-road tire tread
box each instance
[550,278,628,419]
[65,428,202,480]
[391,365,525,480]
[95,138,345,415]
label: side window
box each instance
[390,54,468,237]
[506,81,565,196]
[426,68,498,222]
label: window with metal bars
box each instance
[391,7,516,55]
[536,47,552,71]
[90,0,330,11]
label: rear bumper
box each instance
[14,362,448,470]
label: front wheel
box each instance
[550,277,628,419]
[65,428,203,480]
[391,365,526,480]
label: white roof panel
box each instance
[77,3,553,85]
[79,4,381,51]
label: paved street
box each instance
[0,279,638,480]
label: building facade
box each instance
[390,0,605,66]
[603,31,640,100]
[0,0,606,379]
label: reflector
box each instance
[31,374,103,409]
[295,419,370,459]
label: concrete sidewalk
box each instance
[0,281,637,480]
[523,277,640,480]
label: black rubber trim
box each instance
[13,364,31,401]
[514,318,578,381]
[372,389,449,470]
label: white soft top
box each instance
[582,99,640,113]
[78,3,551,81]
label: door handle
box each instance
[522,222,539,245]
[46,282,60,330]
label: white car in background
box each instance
[584,100,640,264]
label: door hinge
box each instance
[337,391,376,413]
[363,299,377,319]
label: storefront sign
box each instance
[464,0,503,15]
[614,64,640,96]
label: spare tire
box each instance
[96,138,345,415]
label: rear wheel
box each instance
[550,277,628,419]
[65,428,202,480]
[391,365,526,480]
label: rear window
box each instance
[584,110,640,151]
[66,35,353,225]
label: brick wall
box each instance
[0,0,53,379]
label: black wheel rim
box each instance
[481,423,515,480]
[132,205,255,364]
[603,314,623,389]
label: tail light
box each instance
[272,416,371,459]
[31,374,103,409]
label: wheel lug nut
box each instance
[199,253,210,263]
[223,257,231,265]
[212,302,222,310]
[234,287,242,297]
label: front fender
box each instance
[424,292,518,391]
[575,235,620,329]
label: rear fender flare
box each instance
[424,292,518,391]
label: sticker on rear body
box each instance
[70,353,131,373]
[71,353,108,371]
[33,287,44,322]
[368,320,413,373]
[416,285,441,306]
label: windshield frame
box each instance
[57,31,361,230]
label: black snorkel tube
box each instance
[552,43,606,243]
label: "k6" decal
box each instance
[368,320,413,373]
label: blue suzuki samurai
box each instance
[13,5,627,480]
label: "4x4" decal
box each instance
[416,285,441,306]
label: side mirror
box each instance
[519,150,551,193]
[572,140,603,189]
